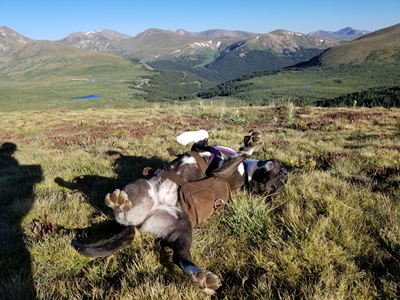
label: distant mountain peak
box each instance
[0,26,34,61]
[308,29,333,35]
[270,29,305,36]
[176,29,189,36]
[55,29,132,52]
[334,27,366,35]
[83,30,102,36]
[174,29,259,39]
[0,26,32,43]
[307,27,371,41]
[66,29,131,40]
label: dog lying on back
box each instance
[73,130,288,295]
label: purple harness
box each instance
[208,146,246,168]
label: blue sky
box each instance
[2,0,399,40]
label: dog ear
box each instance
[265,161,275,172]
[143,167,156,176]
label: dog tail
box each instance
[72,226,136,257]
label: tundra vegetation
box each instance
[1,48,399,113]
[1,103,400,299]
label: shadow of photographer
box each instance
[0,143,43,300]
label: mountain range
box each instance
[307,27,371,42]
[53,27,349,82]
[0,26,145,82]
[0,22,399,111]
[53,26,369,56]
[196,22,400,105]
[0,24,380,83]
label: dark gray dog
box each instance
[73,130,288,295]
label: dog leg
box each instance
[105,179,157,226]
[140,207,222,295]
[211,130,262,180]
[172,233,221,295]
[239,129,263,155]
[105,189,132,213]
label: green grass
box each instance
[2,47,399,113]
[1,104,400,299]
[0,80,146,112]
[199,59,400,106]
[0,41,155,112]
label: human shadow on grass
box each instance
[54,151,167,243]
[0,143,43,300]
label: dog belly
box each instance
[140,205,185,238]
[157,179,179,207]
[114,177,180,227]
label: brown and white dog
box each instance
[73,130,288,295]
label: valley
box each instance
[0,23,399,112]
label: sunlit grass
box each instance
[0,104,399,299]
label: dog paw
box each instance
[176,129,209,146]
[105,189,132,213]
[190,270,222,295]
[240,130,262,153]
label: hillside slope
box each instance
[0,29,216,111]
[197,24,400,106]
[56,29,132,53]
[0,25,33,61]
[302,23,400,67]
[145,29,337,82]
[195,30,336,81]
[0,40,144,81]
[0,35,157,111]
[118,28,239,63]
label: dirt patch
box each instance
[306,152,351,170]
[365,166,400,180]
[246,122,282,133]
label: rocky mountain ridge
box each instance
[0,25,377,82]
[0,26,33,60]
[307,27,371,42]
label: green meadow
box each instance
[1,104,400,299]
